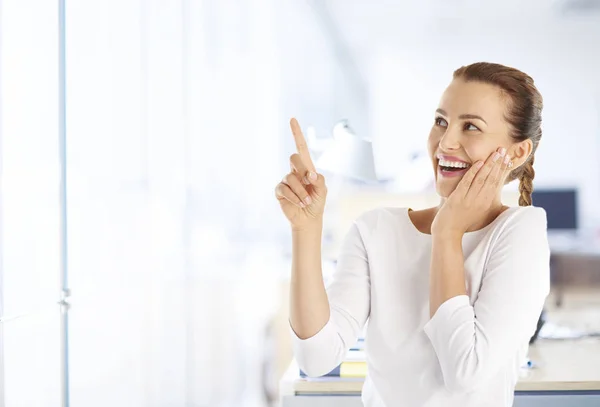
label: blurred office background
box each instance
[0,0,599,406]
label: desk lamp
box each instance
[313,120,379,183]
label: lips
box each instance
[438,165,469,177]
[436,155,471,178]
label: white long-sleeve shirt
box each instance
[291,206,550,407]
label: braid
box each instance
[518,155,535,206]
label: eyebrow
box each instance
[436,108,487,125]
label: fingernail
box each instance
[308,171,317,181]
[499,147,507,156]
[476,161,484,169]
[299,202,305,208]
[493,152,501,162]
[304,196,312,205]
[504,155,510,164]
[508,161,514,168]
[303,176,310,185]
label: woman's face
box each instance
[428,78,514,198]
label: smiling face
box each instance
[428,78,515,198]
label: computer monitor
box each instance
[531,189,578,231]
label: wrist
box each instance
[291,220,323,235]
[431,229,464,241]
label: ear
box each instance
[509,139,533,169]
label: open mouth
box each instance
[438,158,470,175]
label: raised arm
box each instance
[276,118,370,377]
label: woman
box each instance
[275,62,549,407]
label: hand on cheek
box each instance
[432,147,512,236]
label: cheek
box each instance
[463,139,495,162]
[427,129,440,154]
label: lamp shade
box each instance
[315,121,378,182]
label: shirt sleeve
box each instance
[289,220,371,377]
[423,207,550,393]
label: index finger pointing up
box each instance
[290,118,316,172]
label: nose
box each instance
[438,127,461,152]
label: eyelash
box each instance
[434,117,480,132]
[434,117,447,127]
[464,121,480,131]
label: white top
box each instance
[290,206,550,407]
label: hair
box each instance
[453,62,543,207]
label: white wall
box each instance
[0,1,63,405]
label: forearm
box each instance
[289,221,331,339]
[429,233,467,317]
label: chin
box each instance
[435,184,452,198]
[434,176,461,198]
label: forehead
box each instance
[439,79,508,122]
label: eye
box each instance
[464,122,480,131]
[435,117,448,127]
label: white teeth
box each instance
[438,159,469,168]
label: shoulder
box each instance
[350,206,416,247]
[496,206,547,235]
[484,206,550,287]
[353,206,410,231]
[489,206,548,251]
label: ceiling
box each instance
[321,0,600,58]
[301,0,600,94]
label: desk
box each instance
[279,289,600,407]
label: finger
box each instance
[282,173,313,206]
[498,153,511,182]
[290,118,316,172]
[484,149,507,192]
[290,154,310,184]
[290,153,321,186]
[306,171,326,196]
[489,148,512,191]
[275,183,305,208]
[467,148,504,198]
[454,161,484,197]
[496,153,512,188]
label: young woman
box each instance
[275,62,549,407]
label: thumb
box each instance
[305,170,326,195]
